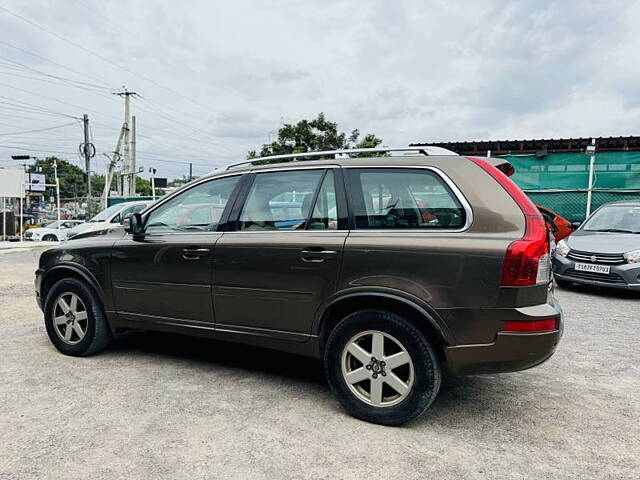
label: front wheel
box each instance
[43,278,112,356]
[324,310,442,426]
[42,234,57,242]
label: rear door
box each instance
[213,167,348,339]
[110,174,242,329]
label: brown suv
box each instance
[35,148,563,425]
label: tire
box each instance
[555,278,572,289]
[42,234,57,242]
[324,310,442,426]
[43,278,112,356]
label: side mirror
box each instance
[570,221,581,230]
[124,212,145,237]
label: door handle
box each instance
[300,248,337,263]
[182,247,210,260]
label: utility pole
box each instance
[130,115,137,196]
[81,114,95,215]
[189,163,193,182]
[114,87,137,197]
[149,167,157,201]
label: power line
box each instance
[0,5,218,113]
[0,121,79,136]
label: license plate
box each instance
[575,262,610,274]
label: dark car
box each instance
[553,201,640,291]
[35,147,563,425]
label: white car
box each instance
[66,201,153,239]
[24,220,84,242]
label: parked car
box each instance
[24,220,84,242]
[553,200,640,290]
[537,205,574,242]
[65,201,153,240]
[35,149,563,425]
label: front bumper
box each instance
[553,254,640,291]
[445,298,563,375]
[35,268,44,311]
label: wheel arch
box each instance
[316,291,453,361]
[41,264,104,309]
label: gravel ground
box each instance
[1,249,639,479]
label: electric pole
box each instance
[113,86,137,197]
[81,114,95,214]
[130,115,137,196]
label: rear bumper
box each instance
[445,299,563,375]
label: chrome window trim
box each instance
[344,165,473,233]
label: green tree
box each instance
[31,157,86,198]
[247,113,384,163]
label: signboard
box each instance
[26,172,46,192]
[0,168,24,197]
[154,177,168,188]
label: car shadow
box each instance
[108,331,533,426]
[110,331,327,386]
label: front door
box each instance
[110,174,242,330]
[213,168,348,338]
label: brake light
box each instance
[502,318,557,332]
[467,156,550,286]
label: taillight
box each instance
[502,318,557,332]
[467,156,550,286]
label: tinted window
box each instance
[348,168,466,229]
[145,176,240,234]
[238,169,324,231]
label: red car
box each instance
[537,205,574,242]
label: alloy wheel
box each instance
[52,292,88,345]
[341,330,414,407]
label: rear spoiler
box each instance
[467,156,515,177]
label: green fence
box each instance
[500,152,640,221]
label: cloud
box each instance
[0,0,638,178]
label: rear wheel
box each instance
[324,310,441,426]
[44,278,112,356]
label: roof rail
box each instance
[224,146,457,170]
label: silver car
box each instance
[66,201,153,240]
[553,201,640,291]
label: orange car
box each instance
[537,205,574,242]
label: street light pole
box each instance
[585,138,597,219]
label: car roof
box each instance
[598,200,640,207]
[203,154,462,179]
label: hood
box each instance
[567,230,640,254]
[67,225,125,241]
[67,221,110,237]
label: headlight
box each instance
[555,239,570,257]
[624,249,640,264]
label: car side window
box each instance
[145,176,240,234]
[308,171,338,230]
[348,168,466,230]
[238,169,325,231]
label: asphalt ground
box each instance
[1,249,639,479]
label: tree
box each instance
[247,113,384,162]
[31,157,87,199]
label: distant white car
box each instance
[66,201,153,239]
[24,220,84,242]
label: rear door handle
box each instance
[182,247,210,260]
[300,248,337,263]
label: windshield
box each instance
[43,221,60,229]
[582,205,640,233]
[89,204,124,222]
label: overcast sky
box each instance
[0,0,639,180]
